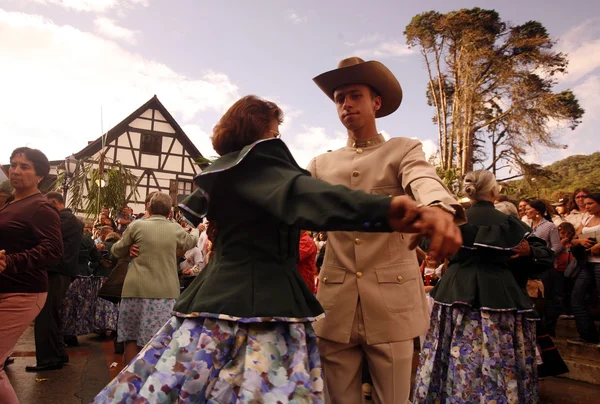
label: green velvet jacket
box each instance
[175,138,394,321]
[430,201,555,311]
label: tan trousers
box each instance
[0,292,47,404]
[318,301,413,404]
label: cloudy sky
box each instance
[1,0,599,174]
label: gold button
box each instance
[397,275,403,282]
[367,140,372,145]
[354,238,362,245]
[352,170,360,177]
[356,148,363,154]
[323,277,328,283]
[357,272,363,278]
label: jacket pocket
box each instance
[317,265,347,310]
[370,185,404,197]
[375,265,417,313]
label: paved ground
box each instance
[6,325,600,403]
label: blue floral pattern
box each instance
[60,276,118,335]
[94,316,324,403]
[413,303,539,403]
[117,298,176,346]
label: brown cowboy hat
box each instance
[313,57,402,118]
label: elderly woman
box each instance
[93,95,460,403]
[110,192,200,364]
[0,147,63,403]
[414,170,555,403]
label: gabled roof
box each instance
[74,95,203,160]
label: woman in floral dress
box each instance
[93,95,453,403]
[413,170,555,403]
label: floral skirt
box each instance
[413,303,539,403]
[117,297,176,346]
[60,276,118,336]
[94,316,324,403]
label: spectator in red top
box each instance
[298,230,318,293]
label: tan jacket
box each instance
[307,134,464,344]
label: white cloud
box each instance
[558,19,600,83]
[94,17,138,44]
[351,39,414,59]
[285,10,307,25]
[287,126,347,168]
[0,9,239,162]
[343,33,385,47]
[181,124,217,159]
[32,0,148,13]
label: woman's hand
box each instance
[588,243,600,256]
[387,197,462,261]
[575,237,596,249]
[511,240,531,259]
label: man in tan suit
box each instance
[308,57,465,403]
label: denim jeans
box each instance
[571,261,600,342]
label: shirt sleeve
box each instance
[548,225,563,255]
[299,234,317,261]
[233,147,393,232]
[5,204,63,273]
[176,227,199,252]
[397,139,466,224]
[110,224,136,259]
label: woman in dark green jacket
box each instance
[94,95,460,403]
[414,170,555,404]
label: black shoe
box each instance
[114,340,124,355]
[60,355,69,364]
[4,357,15,367]
[64,335,79,347]
[25,362,63,372]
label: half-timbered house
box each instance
[66,95,204,214]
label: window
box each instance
[177,180,193,196]
[140,134,162,154]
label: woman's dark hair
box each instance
[528,199,552,222]
[584,193,600,206]
[212,95,284,156]
[569,187,591,212]
[10,147,50,178]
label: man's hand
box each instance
[510,240,531,259]
[387,196,422,233]
[0,250,6,273]
[408,206,462,261]
[96,243,105,251]
[129,244,140,258]
[182,268,192,276]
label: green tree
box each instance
[55,153,139,218]
[405,8,584,179]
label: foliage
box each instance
[194,155,218,168]
[405,8,584,180]
[54,154,139,218]
[506,152,600,200]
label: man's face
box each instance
[333,84,381,131]
[102,208,109,216]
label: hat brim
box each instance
[313,61,402,118]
